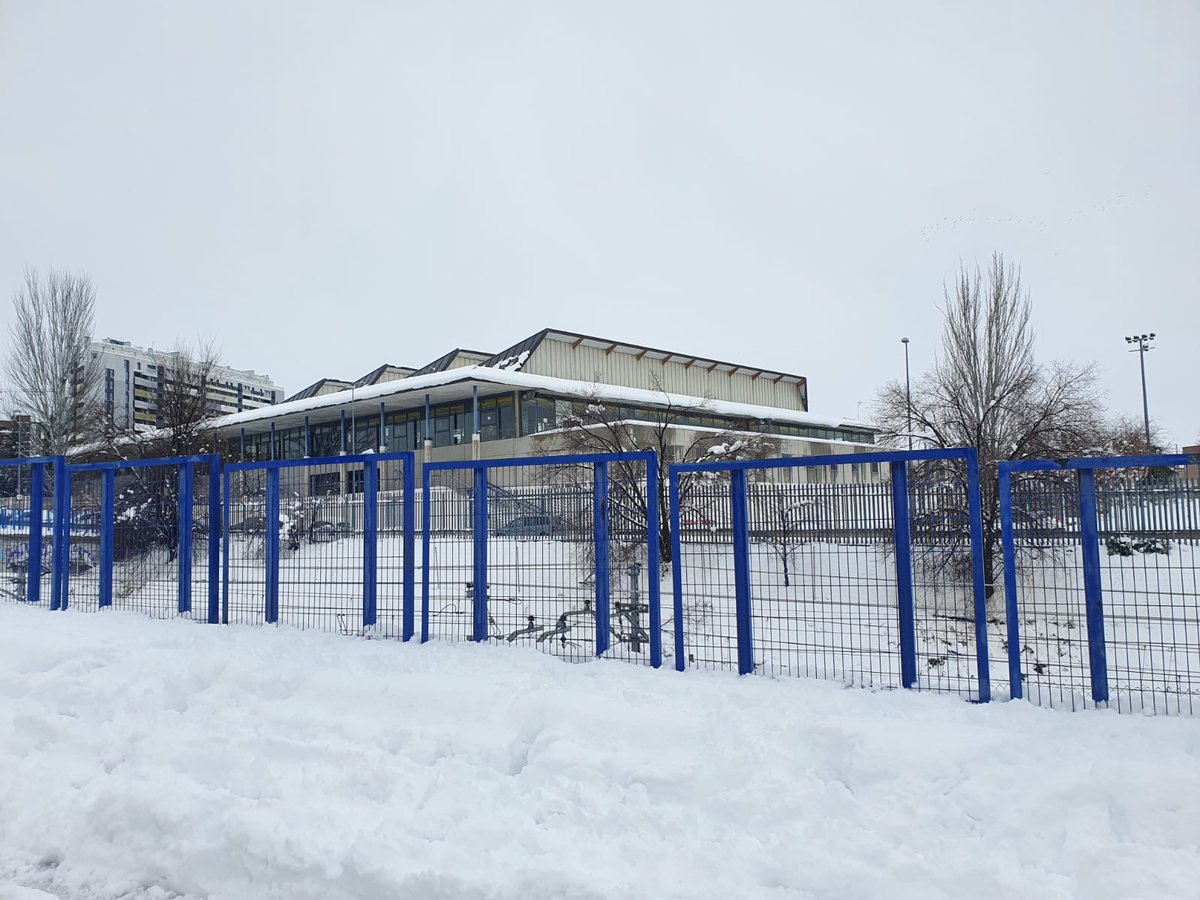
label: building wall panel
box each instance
[524,339,807,411]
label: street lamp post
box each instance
[1124,333,1156,450]
[901,337,912,451]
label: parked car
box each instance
[495,514,569,539]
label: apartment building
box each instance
[92,338,284,430]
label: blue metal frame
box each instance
[223,451,416,631]
[0,457,63,607]
[421,451,662,664]
[997,452,1199,704]
[730,469,754,675]
[64,455,220,618]
[668,471,685,671]
[362,458,378,627]
[890,460,918,688]
[99,468,114,608]
[1076,468,1108,703]
[593,461,611,655]
[668,448,990,698]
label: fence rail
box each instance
[4,448,1198,716]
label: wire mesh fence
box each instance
[63,458,219,621]
[1001,457,1200,714]
[9,447,1200,717]
[421,452,661,666]
[223,453,414,636]
[0,458,60,609]
[669,450,991,701]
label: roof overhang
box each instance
[209,366,863,436]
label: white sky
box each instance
[1,1,1197,446]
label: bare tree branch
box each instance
[3,267,105,455]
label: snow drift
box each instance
[1,604,1197,899]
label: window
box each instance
[347,469,365,494]
[309,472,340,496]
[479,394,516,441]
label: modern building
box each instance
[209,328,878,485]
[91,338,284,430]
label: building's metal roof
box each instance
[409,348,495,377]
[482,328,806,384]
[283,378,353,403]
[353,364,415,388]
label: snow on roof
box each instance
[209,366,865,434]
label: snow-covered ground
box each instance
[2,603,1199,900]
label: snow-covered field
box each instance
[2,603,1199,900]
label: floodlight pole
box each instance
[1125,333,1156,449]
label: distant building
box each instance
[0,415,33,460]
[210,328,879,485]
[91,339,284,430]
[1185,445,1200,482]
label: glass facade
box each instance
[220,388,873,463]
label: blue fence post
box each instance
[27,463,44,604]
[265,466,280,623]
[998,464,1024,699]
[59,466,72,611]
[420,463,431,642]
[99,467,115,609]
[1077,468,1110,705]
[221,466,231,625]
[593,461,611,656]
[471,464,488,642]
[965,451,991,702]
[207,461,220,624]
[177,463,194,614]
[646,454,662,669]
[402,454,416,641]
[730,468,754,675]
[890,460,918,689]
[51,459,66,611]
[668,469,686,671]
[362,458,378,628]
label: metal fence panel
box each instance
[670,449,991,701]
[1001,454,1200,714]
[0,457,63,609]
[64,457,220,622]
[421,452,662,667]
[223,452,415,637]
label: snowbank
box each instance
[1,604,1197,899]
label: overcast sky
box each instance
[1,1,1197,446]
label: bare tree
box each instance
[539,384,779,567]
[874,253,1106,603]
[3,267,104,455]
[76,340,226,592]
[140,339,224,459]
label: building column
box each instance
[472,385,481,460]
